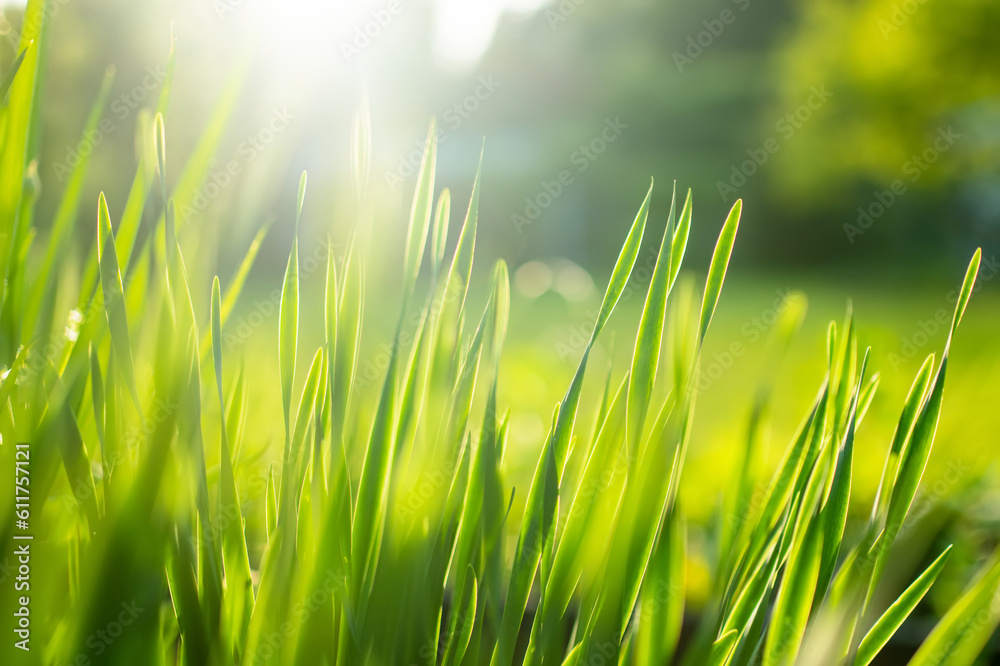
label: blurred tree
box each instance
[771,0,1000,258]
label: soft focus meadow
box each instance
[1,0,999,665]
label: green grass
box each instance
[2,3,1000,664]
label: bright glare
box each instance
[241,0,549,71]
[3,0,546,71]
[433,0,549,67]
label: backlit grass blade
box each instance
[352,343,402,620]
[277,173,305,457]
[283,347,324,514]
[763,506,824,666]
[594,181,651,337]
[0,1,44,286]
[450,148,482,317]
[697,199,742,344]
[35,366,101,528]
[720,509,788,638]
[223,221,272,323]
[722,292,807,570]
[165,524,212,665]
[438,296,490,463]
[394,308,429,458]
[871,354,935,522]
[627,180,674,461]
[402,119,438,298]
[333,239,363,448]
[0,344,28,409]
[817,349,870,602]
[490,260,510,360]
[296,170,307,227]
[88,343,106,465]
[530,375,628,662]
[491,414,558,666]
[163,199,199,338]
[324,236,338,434]
[441,565,478,666]
[279,186,302,445]
[0,46,28,103]
[23,65,115,338]
[552,182,651,471]
[266,464,278,541]
[430,153,481,392]
[909,544,1000,666]
[668,187,692,289]
[945,248,981,344]
[211,277,225,401]
[226,362,249,464]
[97,192,143,419]
[633,503,686,665]
[432,187,451,279]
[708,629,739,666]
[245,349,324,662]
[854,545,952,666]
[829,306,856,438]
[211,276,254,651]
[878,251,981,592]
[856,371,880,427]
[728,380,827,596]
[79,33,174,299]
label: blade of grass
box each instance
[402,119,438,299]
[0,46,28,103]
[854,545,952,666]
[697,199,742,345]
[97,192,143,419]
[909,543,1000,666]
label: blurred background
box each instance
[2,0,999,623]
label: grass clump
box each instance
[0,4,995,664]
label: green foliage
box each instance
[0,9,991,665]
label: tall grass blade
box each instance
[97,192,143,418]
[402,119,438,298]
[697,199,742,344]
[855,545,952,666]
[909,544,1000,666]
